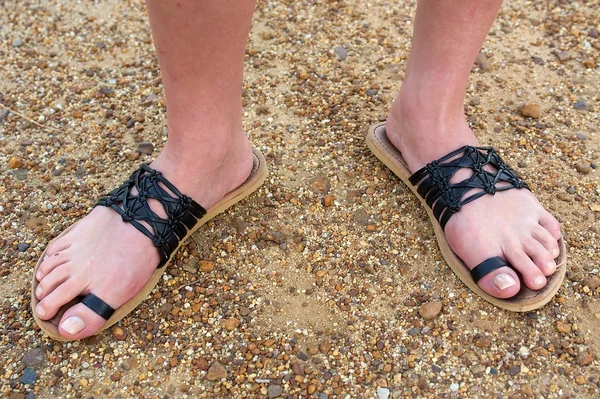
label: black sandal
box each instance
[367,122,567,311]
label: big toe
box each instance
[476,266,521,299]
[58,303,108,340]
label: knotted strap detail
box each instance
[96,164,207,268]
[409,146,529,231]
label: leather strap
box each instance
[408,145,529,231]
[96,164,207,268]
[81,293,116,320]
[470,256,509,283]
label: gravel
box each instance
[1,0,599,398]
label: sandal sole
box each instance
[366,122,567,312]
[31,148,268,340]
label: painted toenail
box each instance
[61,316,85,335]
[35,286,43,298]
[36,304,46,317]
[534,276,546,286]
[493,274,517,291]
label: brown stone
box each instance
[475,337,492,348]
[419,301,442,320]
[207,362,227,381]
[583,277,600,290]
[521,384,534,397]
[110,372,122,382]
[291,361,304,376]
[520,103,542,119]
[25,218,48,229]
[111,326,127,340]
[319,341,331,354]
[576,352,593,366]
[199,260,215,272]
[220,318,240,331]
[556,321,572,333]
[575,375,587,385]
[9,157,22,169]
[310,174,331,195]
[196,356,210,370]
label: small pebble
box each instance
[376,387,390,399]
[12,38,24,47]
[334,46,348,60]
[21,368,37,385]
[136,141,154,155]
[520,102,542,118]
[267,384,283,398]
[17,243,30,252]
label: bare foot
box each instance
[385,93,562,299]
[34,129,254,340]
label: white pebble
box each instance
[376,387,390,399]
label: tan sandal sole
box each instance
[32,148,268,340]
[367,122,567,312]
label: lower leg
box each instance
[387,0,502,172]
[35,0,258,339]
[385,0,562,299]
[147,0,258,209]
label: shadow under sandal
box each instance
[32,148,268,340]
[367,123,567,312]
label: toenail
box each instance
[553,248,560,258]
[493,274,517,291]
[36,304,46,317]
[35,286,43,298]
[61,316,85,335]
[534,276,546,286]
[547,261,556,273]
[36,271,44,280]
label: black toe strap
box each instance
[470,256,510,283]
[81,293,115,320]
[408,146,529,231]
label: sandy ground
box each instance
[1,0,599,398]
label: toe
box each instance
[523,236,556,276]
[36,279,85,320]
[539,211,562,241]
[58,302,108,340]
[476,266,521,299]
[36,264,71,300]
[505,244,548,291]
[37,250,70,280]
[532,226,560,260]
[45,236,72,258]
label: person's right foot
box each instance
[34,129,254,340]
[385,93,562,299]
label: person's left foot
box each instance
[385,93,562,299]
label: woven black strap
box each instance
[408,146,529,231]
[81,293,115,320]
[96,163,207,268]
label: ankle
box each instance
[150,128,254,209]
[386,85,478,172]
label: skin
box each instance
[35,0,562,340]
